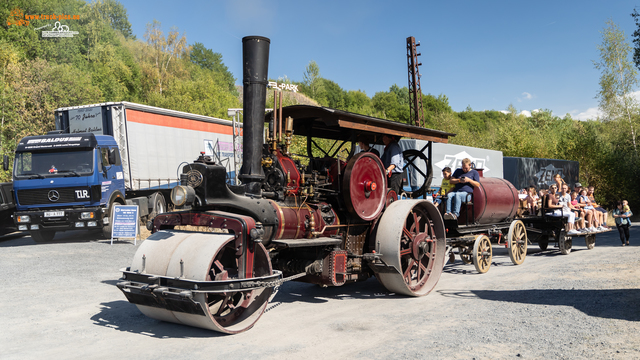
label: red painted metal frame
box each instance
[151,211,258,279]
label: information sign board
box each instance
[111,205,138,245]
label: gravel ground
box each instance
[0,224,639,360]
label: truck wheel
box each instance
[149,192,166,218]
[32,230,56,243]
[102,202,118,238]
[102,220,112,239]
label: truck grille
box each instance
[17,188,83,205]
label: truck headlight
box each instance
[81,212,95,219]
[171,185,195,207]
[17,215,30,223]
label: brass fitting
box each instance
[261,157,273,167]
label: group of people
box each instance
[360,136,634,245]
[437,166,634,243]
[540,177,610,235]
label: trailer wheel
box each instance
[149,192,166,218]
[507,220,527,265]
[31,230,55,243]
[585,234,596,249]
[472,235,492,274]
[458,246,473,264]
[538,238,549,251]
[558,231,572,255]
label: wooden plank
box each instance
[337,119,450,143]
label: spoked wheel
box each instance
[402,149,432,199]
[585,234,596,250]
[507,220,528,265]
[128,230,273,334]
[472,235,492,274]
[458,246,473,264]
[557,230,572,255]
[374,200,446,296]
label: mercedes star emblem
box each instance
[48,190,60,202]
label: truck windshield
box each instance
[14,149,94,178]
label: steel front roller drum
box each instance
[374,200,446,296]
[472,235,492,274]
[128,230,273,334]
[507,220,527,265]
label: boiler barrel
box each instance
[467,178,519,224]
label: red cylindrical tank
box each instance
[458,178,519,225]
[272,202,339,239]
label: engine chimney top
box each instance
[239,36,270,196]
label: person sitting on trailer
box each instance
[526,185,539,215]
[573,182,583,194]
[434,167,454,206]
[553,173,566,191]
[381,135,403,196]
[587,186,610,230]
[444,158,480,220]
[570,191,588,232]
[357,135,380,158]
[546,183,579,235]
[578,188,602,231]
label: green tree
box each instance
[144,20,188,95]
[303,60,321,98]
[190,42,236,92]
[88,0,134,39]
[594,19,639,155]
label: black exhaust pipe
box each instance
[239,36,270,196]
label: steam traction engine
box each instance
[116,36,454,334]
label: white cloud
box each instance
[570,91,640,121]
[572,107,601,121]
[517,92,535,102]
[498,109,537,117]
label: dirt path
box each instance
[1,225,639,360]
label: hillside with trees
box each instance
[1,0,639,208]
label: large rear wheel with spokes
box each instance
[373,200,446,296]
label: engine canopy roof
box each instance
[265,105,454,144]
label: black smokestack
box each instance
[240,36,270,196]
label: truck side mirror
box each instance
[2,155,8,171]
[108,148,117,166]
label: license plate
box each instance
[44,211,64,218]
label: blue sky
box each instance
[119,0,640,120]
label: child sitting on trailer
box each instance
[434,167,454,206]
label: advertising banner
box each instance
[68,107,103,134]
[503,157,579,191]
